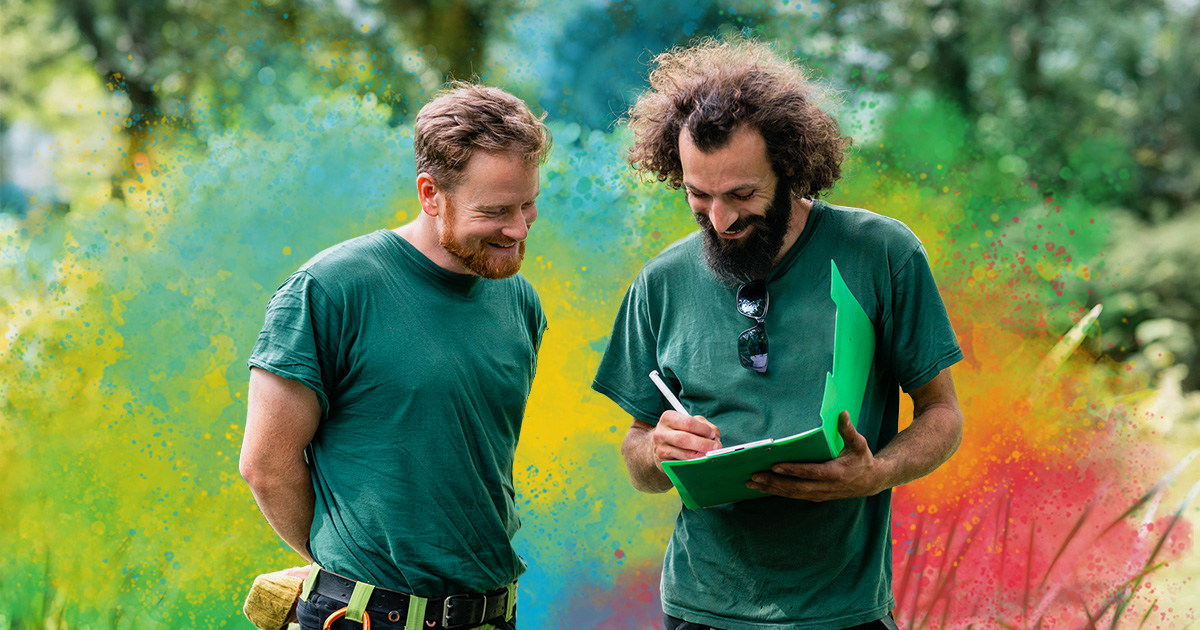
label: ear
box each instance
[416,173,442,217]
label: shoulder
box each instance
[819,202,925,272]
[297,230,393,287]
[637,231,705,286]
[820,202,922,250]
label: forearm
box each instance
[622,427,673,494]
[244,461,316,562]
[872,402,962,492]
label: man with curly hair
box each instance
[592,39,964,630]
[241,82,550,630]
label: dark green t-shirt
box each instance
[592,202,962,630]
[248,229,546,597]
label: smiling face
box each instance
[679,125,795,284]
[433,151,540,279]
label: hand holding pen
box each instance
[648,370,722,461]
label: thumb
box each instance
[837,410,864,450]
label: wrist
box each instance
[869,455,897,495]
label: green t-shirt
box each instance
[592,202,962,630]
[248,229,546,597]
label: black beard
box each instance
[695,178,794,286]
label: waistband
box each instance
[301,566,515,630]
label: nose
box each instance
[708,198,739,233]
[502,205,535,241]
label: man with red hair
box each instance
[241,82,551,630]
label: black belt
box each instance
[311,569,511,629]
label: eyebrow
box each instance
[682,182,757,195]
[475,193,540,212]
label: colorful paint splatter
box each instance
[2,3,1195,629]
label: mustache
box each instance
[694,212,768,235]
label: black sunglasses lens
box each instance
[737,280,768,319]
[738,323,768,373]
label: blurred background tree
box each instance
[4,0,1198,389]
[3,1,1197,392]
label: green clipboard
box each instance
[660,260,876,509]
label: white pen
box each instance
[649,370,689,416]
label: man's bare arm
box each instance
[748,367,963,501]
[622,421,673,493]
[239,367,321,562]
[622,412,723,494]
[872,367,963,487]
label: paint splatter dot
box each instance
[614,549,624,559]
[282,246,292,256]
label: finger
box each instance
[656,428,720,457]
[660,411,720,441]
[770,461,832,480]
[282,566,311,579]
[705,416,721,442]
[837,410,869,452]
[680,414,720,441]
[746,473,825,500]
[655,442,710,462]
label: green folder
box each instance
[660,260,876,509]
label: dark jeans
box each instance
[298,591,516,630]
[664,613,900,630]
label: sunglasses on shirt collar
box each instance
[736,279,769,373]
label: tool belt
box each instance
[301,566,515,630]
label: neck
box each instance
[393,214,474,275]
[772,197,815,267]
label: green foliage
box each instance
[756,0,1200,218]
[3,0,1200,627]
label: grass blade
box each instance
[1039,486,1105,591]
[1097,450,1198,541]
[1036,304,1103,375]
[1136,599,1157,630]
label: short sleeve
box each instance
[247,271,342,415]
[887,245,963,392]
[591,273,667,424]
[531,285,548,354]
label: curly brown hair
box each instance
[415,81,552,191]
[626,38,849,200]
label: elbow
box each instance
[621,424,672,494]
[638,480,674,495]
[628,474,666,495]
[945,408,965,459]
[239,452,275,490]
[241,449,308,493]
[239,453,260,487]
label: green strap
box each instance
[404,594,428,630]
[505,583,517,621]
[299,564,319,602]
[346,581,374,623]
